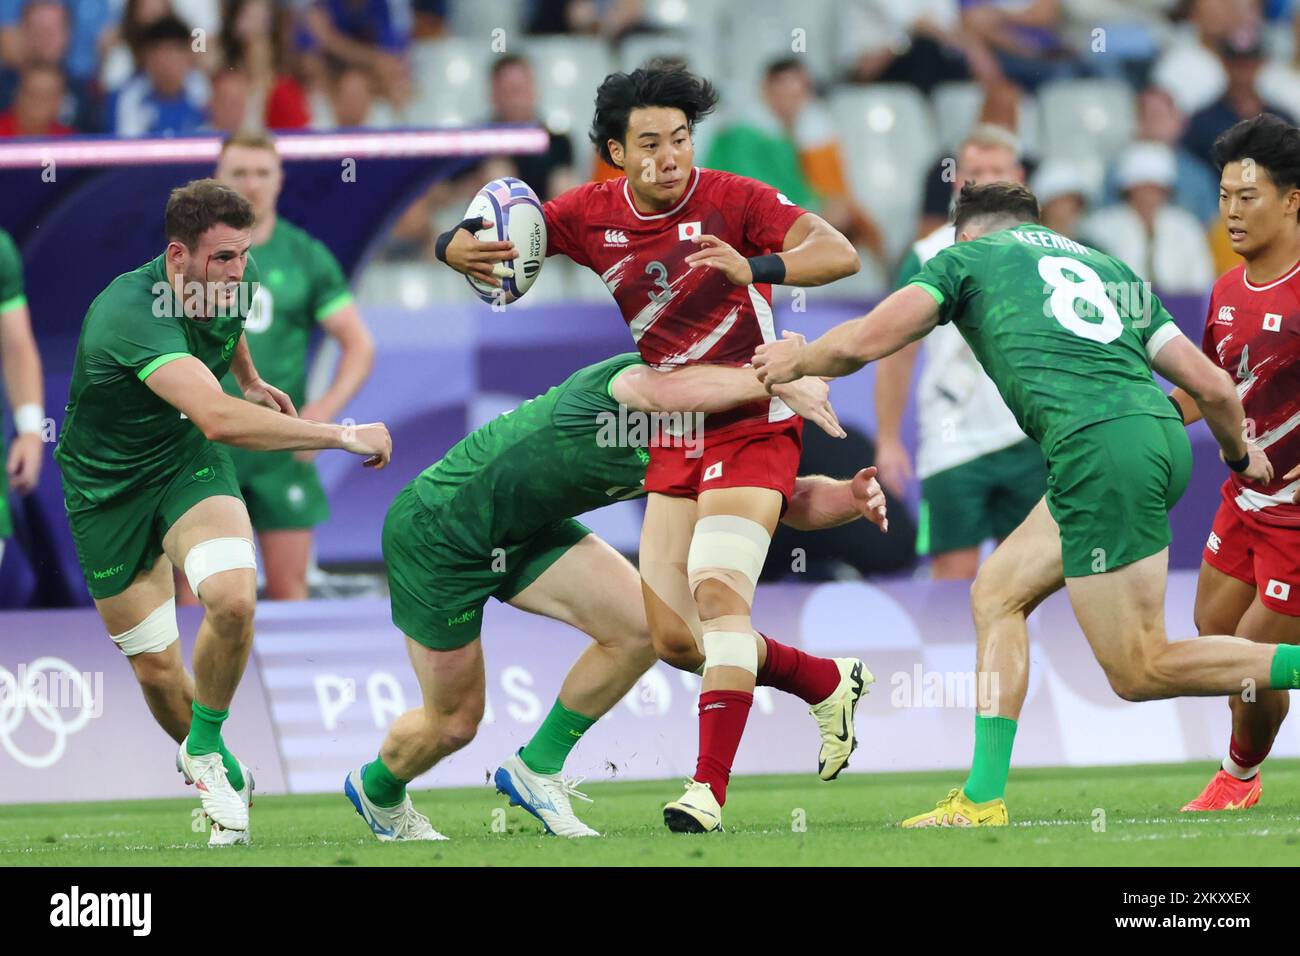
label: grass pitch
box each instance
[4,761,1300,866]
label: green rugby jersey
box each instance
[414,353,650,551]
[909,224,1182,457]
[0,228,24,537]
[56,254,261,508]
[220,218,351,409]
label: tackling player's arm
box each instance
[1151,335,1272,482]
[1,298,44,494]
[610,363,846,437]
[144,355,391,466]
[227,334,297,416]
[782,468,888,532]
[752,285,941,386]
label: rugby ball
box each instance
[463,177,547,304]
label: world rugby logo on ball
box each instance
[464,177,547,305]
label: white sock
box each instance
[1221,754,1260,780]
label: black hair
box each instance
[764,56,805,81]
[589,64,718,167]
[1212,113,1300,220]
[138,14,193,49]
[952,181,1040,235]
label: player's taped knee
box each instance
[687,514,771,606]
[183,536,257,598]
[702,619,759,675]
[110,597,179,657]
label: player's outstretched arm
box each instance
[1,300,45,494]
[1152,334,1272,483]
[610,363,846,437]
[782,468,888,532]
[144,355,391,467]
[753,285,940,387]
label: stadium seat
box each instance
[1038,78,1135,165]
[407,38,492,128]
[930,81,1042,157]
[829,85,937,262]
[615,30,699,75]
[716,0,836,104]
[447,0,523,42]
[522,37,614,163]
[356,261,455,309]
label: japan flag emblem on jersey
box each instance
[679,222,702,241]
[1264,312,1283,332]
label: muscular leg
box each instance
[378,637,485,785]
[162,495,257,714]
[258,528,312,602]
[1066,551,1280,700]
[507,534,657,722]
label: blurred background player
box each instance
[873,124,1045,579]
[441,64,865,833]
[54,179,391,843]
[174,131,374,603]
[1173,114,1300,812]
[0,225,44,569]
[346,353,885,840]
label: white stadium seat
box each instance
[407,38,492,127]
[930,82,1042,158]
[447,0,523,42]
[829,85,938,262]
[716,0,837,107]
[523,37,614,163]
[1038,78,1135,165]
[615,31,699,75]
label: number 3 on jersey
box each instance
[645,260,671,306]
[1039,255,1122,344]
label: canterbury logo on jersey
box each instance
[604,229,629,246]
[1217,306,1236,324]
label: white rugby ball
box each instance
[463,177,547,304]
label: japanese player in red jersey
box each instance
[1171,114,1300,812]
[441,64,863,832]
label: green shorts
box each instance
[65,441,244,599]
[918,439,1047,555]
[382,482,591,650]
[226,447,330,532]
[1046,413,1191,578]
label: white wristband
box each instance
[14,403,43,435]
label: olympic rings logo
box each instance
[0,658,101,769]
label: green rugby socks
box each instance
[962,714,1017,803]
[362,756,408,808]
[217,740,245,792]
[519,698,597,775]
[188,701,227,756]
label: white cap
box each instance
[1031,160,1088,206]
[1115,141,1176,191]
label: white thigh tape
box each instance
[110,598,179,657]
[184,536,257,597]
[702,629,759,675]
[687,514,772,602]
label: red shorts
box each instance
[644,417,803,505]
[1203,497,1300,616]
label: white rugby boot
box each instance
[177,737,249,833]
[344,766,448,842]
[662,780,723,833]
[494,752,600,837]
[809,658,873,781]
[208,763,254,847]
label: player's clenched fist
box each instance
[752,330,807,388]
[442,218,517,288]
[341,422,392,469]
[684,234,752,285]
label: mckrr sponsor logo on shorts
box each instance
[92,562,126,581]
[447,608,479,627]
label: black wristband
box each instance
[1226,450,1251,473]
[747,253,786,285]
[1167,393,1185,425]
[434,217,484,264]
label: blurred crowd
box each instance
[1,0,1298,285]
